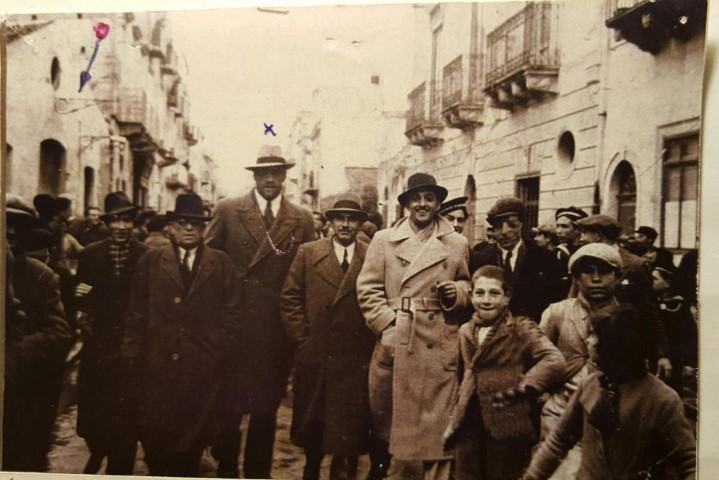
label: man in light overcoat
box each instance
[357,173,471,479]
[206,145,316,478]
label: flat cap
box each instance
[576,214,621,233]
[487,196,526,224]
[533,223,556,236]
[555,206,588,222]
[568,243,624,274]
[439,196,468,217]
[635,226,658,241]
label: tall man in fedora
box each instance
[206,145,315,478]
[357,173,471,480]
[75,192,149,474]
[122,193,243,477]
[281,197,375,480]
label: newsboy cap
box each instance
[487,197,526,224]
[576,214,622,237]
[555,206,588,222]
[635,226,658,241]
[397,173,448,207]
[568,242,624,275]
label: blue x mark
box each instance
[264,123,276,137]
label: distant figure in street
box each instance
[75,192,149,475]
[144,215,172,249]
[439,196,469,235]
[206,145,315,479]
[312,211,328,239]
[523,304,696,480]
[357,173,471,480]
[532,223,559,253]
[123,193,243,477]
[69,206,110,246]
[554,206,588,296]
[281,198,375,480]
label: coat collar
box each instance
[334,239,367,306]
[313,237,345,289]
[470,311,514,366]
[389,217,454,285]
[158,244,217,297]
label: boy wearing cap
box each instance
[75,192,150,474]
[357,172,471,479]
[439,196,469,235]
[122,193,243,477]
[281,198,375,480]
[206,145,315,478]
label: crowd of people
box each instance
[4,144,698,479]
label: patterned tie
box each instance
[504,249,513,274]
[183,249,191,272]
[341,248,350,273]
[264,200,275,228]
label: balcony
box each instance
[484,2,560,111]
[441,54,484,130]
[404,82,444,148]
[165,173,186,190]
[605,0,707,53]
[113,87,157,153]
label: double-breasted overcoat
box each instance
[281,237,375,455]
[121,245,243,454]
[356,217,471,461]
[206,191,315,415]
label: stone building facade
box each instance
[380,0,705,252]
[5,11,215,215]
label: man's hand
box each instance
[75,282,93,298]
[656,357,673,379]
[437,281,457,305]
[491,384,539,409]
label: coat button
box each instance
[430,285,437,293]
[174,297,181,304]
[442,261,448,269]
[401,260,409,267]
[427,342,434,349]
[327,354,333,360]
[171,353,180,360]
[428,313,435,320]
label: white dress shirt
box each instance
[253,189,280,218]
[332,239,356,267]
[178,246,199,271]
[499,239,523,272]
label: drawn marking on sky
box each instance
[79,22,110,93]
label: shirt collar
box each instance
[332,238,356,257]
[253,189,281,214]
[499,239,523,257]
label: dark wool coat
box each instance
[206,191,315,414]
[122,245,243,454]
[469,241,565,322]
[281,237,375,455]
[525,373,696,480]
[75,239,149,442]
[5,257,73,471]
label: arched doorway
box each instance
[463,175,477,245]
[38,139,67,195]
[609,161,637,235]
[84,166,95,212]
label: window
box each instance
[662,135,699,249]
[51,57,61,90]
[610,161,637,235]
[38,139,67,195]
[557,131,575,165]
[430,26,443,119]
[516,176,540,228]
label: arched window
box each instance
[84,166,95,213]
[38,139,67,195]
[51,57,61,91]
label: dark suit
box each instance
[75,239,149,474]
[469,241,565,321]
[205,190,315,477]
[122,245,242,477]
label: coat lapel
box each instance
[237,193,264,247]
[472,316,512,366]
[186,247,216,300]
[334,240,366,306]
[313,238,344,290]
[250,196,299,269]
[159,246,185,292]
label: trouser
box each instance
[83,437,137,475]
[213,411,278,478]
[303,445,359,480]
[367,437,392,480]
[143,447,204,478]
[386,458,452,480]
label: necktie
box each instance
[264,200,275,228]
[504,249,513,274]
[341,248,349,273]
[183,249,191,272]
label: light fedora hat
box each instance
[245,144,296,171]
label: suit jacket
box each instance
[469,241,565,321]
[122,245,243,453]
[281,237,374,455]
[205,190,315,413]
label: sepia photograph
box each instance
[0,0,712,478]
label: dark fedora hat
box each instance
[100,192,140,222]
[245,145,296,171]
[167,192,212,222]
[325,197,369,222]
[397,173,448,207]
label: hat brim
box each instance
[99,205,140,222]
[325,208,369,222]
[487,211,524,224]
[397,185,448,206]
[245,162,295,171]
[166,211,212,222]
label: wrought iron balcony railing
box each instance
[441,54,484,130]
[405,81,444,148]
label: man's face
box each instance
[578,229,602,246]
[169,218,206,249]
[652,269,670,294]
[575,259,617,302]
[329,213,361,246]
[254,167,287,201]
[634,232,653,248]
[492,215,522,251]
[107,215,135,244]
[556,216,579,246]
[406,190,440,229]
[87,209,100,225]
[442,210,467,234]
[534,232,550,249]
[471,276,510,324]
[313,213,324,233]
